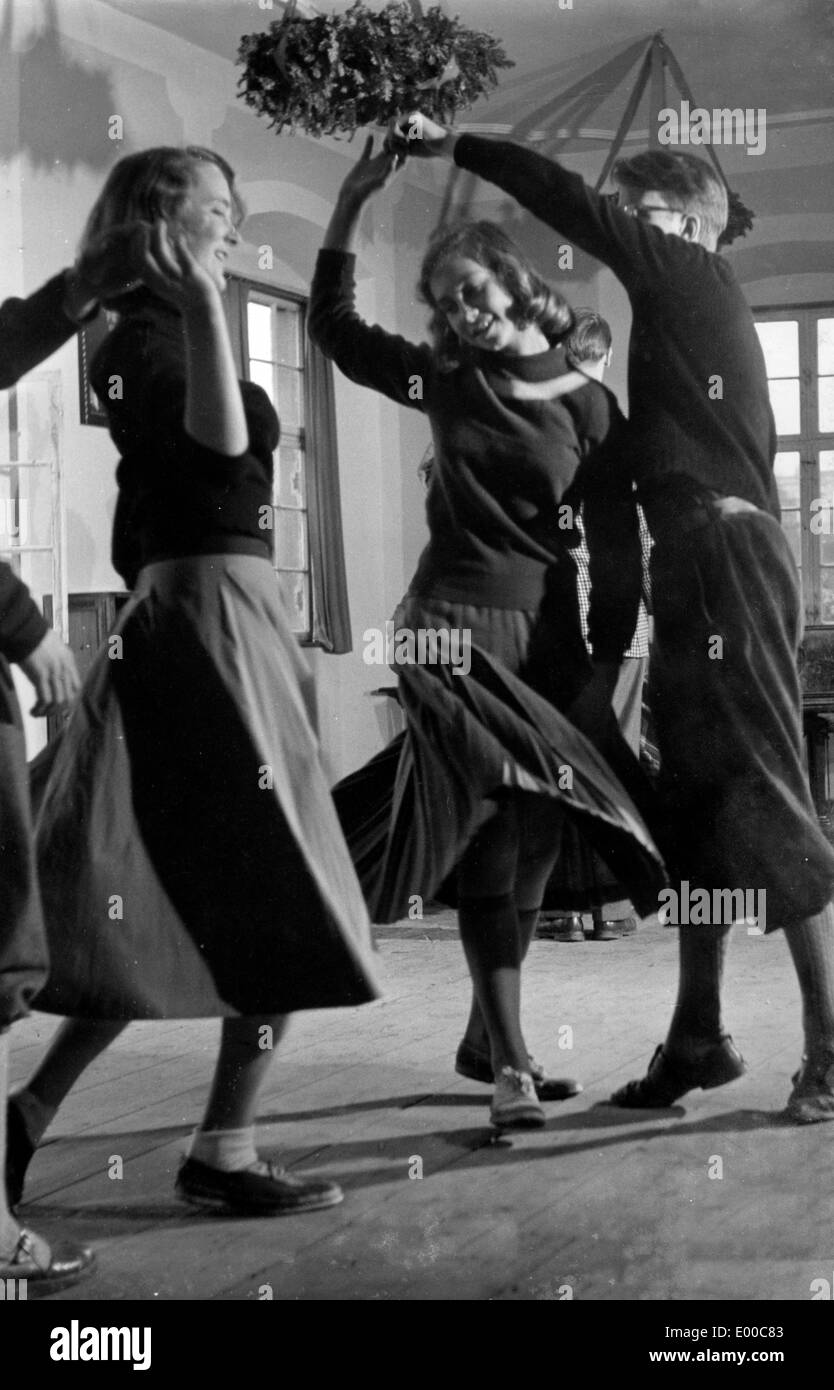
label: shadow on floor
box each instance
[21,1102,785,1228]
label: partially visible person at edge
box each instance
[0,226,148,1293]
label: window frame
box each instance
[224,273,353,653]
[243,284,311,641]
[754,302,834,627]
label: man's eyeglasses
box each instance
[618,202,683,221]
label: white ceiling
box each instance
[98,0,834,119]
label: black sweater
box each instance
[0,271,80,392]
[0,274,80,661]
[310,249,640,662]
[454,135,779,525]
[91,295,279,588]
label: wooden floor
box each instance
[10,911,834,1302]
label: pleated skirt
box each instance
[334,579,667,924]
[32,554,381,1018]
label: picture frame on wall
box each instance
[77,308,118,427]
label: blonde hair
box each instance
[79,146,244,307]
[418,220,574,367]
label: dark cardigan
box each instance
[453,134,779,527]
[310,248,640,662]
[91,295,279,588]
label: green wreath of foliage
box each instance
[236,1,514,138]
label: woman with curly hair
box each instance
[316,139,662,1129]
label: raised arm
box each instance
[0,233,160,707]
[0,224,158,390]
[310,137,433,410]
[389,115,669,297]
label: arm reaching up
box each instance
[322,135,404,253]
[311,137,433,411]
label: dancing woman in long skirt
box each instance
[314,140,664,1129]
[8,147,379,1216]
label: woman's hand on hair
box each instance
[64,222,153,321]
[337,135,404,209]
[137,221,220,312]
[386,113,456,160]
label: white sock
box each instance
[187,1126,267,1174]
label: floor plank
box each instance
[8,915,825,1301]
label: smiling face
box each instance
[429,254,547,357]
[171,160,240,292]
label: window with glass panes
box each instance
[754,307,834,624]
[245,292,311,638]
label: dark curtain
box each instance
[225,276,352,653]
[304,336,352,653]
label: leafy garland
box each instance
[236,1,514,138]
[719,189,755,248]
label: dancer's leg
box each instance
[785,905,834,1056]
[610,921,745,1108]
[187,1014,289,1172]
[1,1028,95,1287]
[457,804,529,1075]
[0,1031,38,1254]
[665,923,733,1056]
[7,1019,128,1212]
[13,1018,128,1147]
[179,1013,341,1210]
[200,1014,289,1134]
[785,904,834,1121]
[461,802,563,1059]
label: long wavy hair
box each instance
[417,220,574,368]
[78,146,244,309]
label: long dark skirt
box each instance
[648,508,834,929]
[335,579,666,923]
[32,555,380,1018]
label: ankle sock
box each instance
[188,1126,267,1174]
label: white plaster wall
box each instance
[3,0,419,777]
[4,0,833,774]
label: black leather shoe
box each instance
[175,1157,343,1215]
[0,1229,96,1297]
[537,913,585,942]
[786,1052,834,1124]
[455,1040,582,1100]
[5,1097,35,1210]
[591,917,637,941]
[609,1036,747,1108]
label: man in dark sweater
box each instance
[395,114,834,1123]
[0,224,148,1291]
